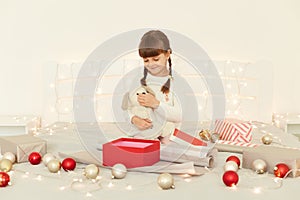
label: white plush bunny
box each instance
[121,86,174,139]
[129,87,152,120]
[122,86,155,120]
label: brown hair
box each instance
[138,30,172,94]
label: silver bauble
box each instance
[252,159,267,174]
[3,152,16,164]
[42,153,56,166]
[223,161,239,172]
[111,163,127,179]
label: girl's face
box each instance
[143,52,170,77]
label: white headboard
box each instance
[42,54,273,126]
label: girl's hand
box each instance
[131,116,153,130]
[137,93,160,109]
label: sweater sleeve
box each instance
[154,96,182,123]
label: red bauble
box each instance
[61,158,76,171]
[274,163,290,178]
[0,172,10,187]
[222,171,239,187]
[226,155,241,168]
[28,152,42,165]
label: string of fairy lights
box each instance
[43,58,261,126]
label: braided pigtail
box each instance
[161,57,172,94]
[140,67,148,87]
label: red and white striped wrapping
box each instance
[216,140,258,148]
[214,119,253,143]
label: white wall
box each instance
[0,0,299,119]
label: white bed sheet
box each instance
[2,121,300,200]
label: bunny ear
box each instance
[121,92,129,110]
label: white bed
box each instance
[3,120,300,200]
[2,58,300,199]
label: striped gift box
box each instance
[216,140,258,148]
[214,119,253,143]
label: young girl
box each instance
[124,30,182,141]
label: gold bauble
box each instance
[199,129,211,141]
[157,173,175,190]
[47,159,61,173]
[261,134,273,145]
[84,164,99,179]
[0,159,13,172]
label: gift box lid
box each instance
[106,137,160,153]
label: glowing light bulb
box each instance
[59,186,66,191]
[253,187,262,194]
[184,178,192,182]
[86,192,92,197]
[50,107,55,112]
[126,185,132,190]
[108,182,114,188]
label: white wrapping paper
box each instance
[58,150,209,175]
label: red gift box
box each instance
[102,138,160,168]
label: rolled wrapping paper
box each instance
[159,142,217,168]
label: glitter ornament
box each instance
[226,155,241,167]
[61,158,76,171]
[223,161,239,172]
[252,159,267,174]
[0,172,10,187]
[274,163,290,178]
[261,134,273,145]
[0,159,13,172]
[2,152,16,164]
[84,164,99,179]
[199,129,211,141]
[222,171,239,187]
[42,153,56,166]
[111,163,127,179]
[157,173,175,189]
[28,152,42,165]
[47,159,61,173]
